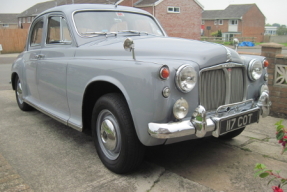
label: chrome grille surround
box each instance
[199,63,246,112]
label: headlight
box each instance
[248,59,263,81]
[175,65,197,93]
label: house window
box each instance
[167,7,180,13]
[27,17,31,23]
[230,20,238,25]
[202,20,205,25]
[214,20,217,25]
[218,19,223,25]
[2,24,9,27]
[22,18,26,23]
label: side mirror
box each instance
[233,38,239,51]
[123,38,136,60]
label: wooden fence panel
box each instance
[0,29,28,54]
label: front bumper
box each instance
[148,91,271,139]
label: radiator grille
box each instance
[200,66,244,111]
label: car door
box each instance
[37,14,74,121]
[22,17,44,104]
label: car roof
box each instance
[39,3,151,17]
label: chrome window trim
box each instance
[71,9,167,38]
[199,63,247,110]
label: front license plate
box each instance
[219,110,260,135]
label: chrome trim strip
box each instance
[25,99,67,125]
[24,99,82,132]
[67,121,83,132]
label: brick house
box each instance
[202,4,265,42]
[19,0,203,39]
[18,1,57,29]
[0,14,19,29]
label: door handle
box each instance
[35,54,45,59]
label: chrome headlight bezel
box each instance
[175,64,197,93]
[248,59,263,81]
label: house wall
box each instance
[202,5,265,42]
[154,0,202,39]
[202,20,229,36]
[241,5,265,42]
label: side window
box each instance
[30,19,44,47]
[46,16,72,45]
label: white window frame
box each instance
[2,24,9,27]
[230,19,238,25]
[214,20,217,25]
[202,20,205,25]
[22,17,26,23]
[167,6,180,13]
[218,19,223,25]
[27,17,31,23]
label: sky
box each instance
[0,0,286,25]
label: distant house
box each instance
[0,14,19,29]
[202,4,265,42]
[20,0,203,39]
[265,26,277,36]
[18,0,57,29]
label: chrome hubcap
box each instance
[97,110,121,160]
[100,119,117,151]
[16,79,24,104]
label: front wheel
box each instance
[15,76,33,111]
[92,93,145,174]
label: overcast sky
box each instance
[0,0,286,25]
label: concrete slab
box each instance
[245,141,287,162]
[150,171,216,192]
[241,131,268,140]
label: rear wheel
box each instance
[15,76,33,111]
[92,93,145,174]
[218,127,245,140]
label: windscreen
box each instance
[73,11,164,36]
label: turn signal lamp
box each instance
[159,66,170,80]
[263,60,269,68]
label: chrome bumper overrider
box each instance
[148,91,271,139]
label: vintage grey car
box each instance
[11,4,271,173]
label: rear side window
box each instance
[30,19,44,47]
[46,16,72,45]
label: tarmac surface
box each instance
[0,52,287,191]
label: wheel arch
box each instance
[81,80,133,135]
[11,72,18,90]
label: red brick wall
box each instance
[154,0,202,40]
[241,5,265,42]
[261,44,287,117]
[120,0,134,7]
[202,20,229,36]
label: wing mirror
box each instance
[123,38,136,60]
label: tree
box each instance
[265,23,272,26]
[272,23,281,27]
[277,26,287,35]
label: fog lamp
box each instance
[173,98,189,120]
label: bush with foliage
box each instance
[254,120,287,192]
